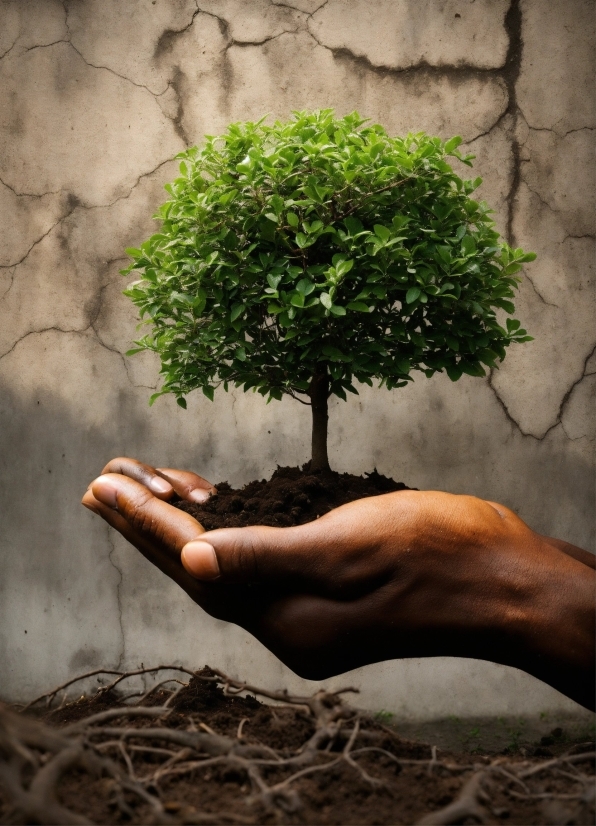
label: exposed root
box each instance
[1,666,594,825]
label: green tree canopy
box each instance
[123,110,533,470]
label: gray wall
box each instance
[0,0,594,717]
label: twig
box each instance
[21,665,197,711]
[428,744,438,776]
[62,705,172,733]
[237,717,249,739]
[518,751,595,779]
[132,678,186,706]
[341,718,385,788]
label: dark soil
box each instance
[174,465,412,529]
[2,667,594,826]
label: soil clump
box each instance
[174,465,412,529]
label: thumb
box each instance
[180,522,332,585]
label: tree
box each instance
[122,110,534,472]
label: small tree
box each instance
[123,110,533,472]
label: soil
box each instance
[2,667,594,826]
[173,465,413,529]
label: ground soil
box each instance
[173,464,412,529]
[2,668,594,825]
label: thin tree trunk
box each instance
[309,366,330,472]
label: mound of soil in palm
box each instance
[174,465,412,530]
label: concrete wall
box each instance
[0,0,594,717]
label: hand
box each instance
[83,458,595,710]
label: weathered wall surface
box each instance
[0,0,594,716]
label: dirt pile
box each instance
[1,665,594,825]
[174,465,412,530]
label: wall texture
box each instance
[0,0,594,716]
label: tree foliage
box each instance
[122,110,533,412]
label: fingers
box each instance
[100,457,216,503]
[100,457,175,499]
[88,473,206,558]
[155,467,217,503]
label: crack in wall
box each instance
[0,204,77,271]
[524,274,558,308]
[0,324,158,397]
[0,36,20,61]
[154,1,202,64]
[0,267,15,301]
[24,39,70,53]
[0,175,65,200]
[500,0,522,246]
[165,68,191,146]
[0,326,89,362]
[106,525,126,670]
[68,42,165,96]
[0,157,173,282]
[306,26,510,82]
[488,342,596,441]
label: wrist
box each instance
[492,539,595,709]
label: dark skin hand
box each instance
[82,458,596,711]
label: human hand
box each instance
[83,459,595,709]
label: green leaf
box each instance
[462,235,477,256]
[444,136,462,153]
[177,397,187,409]
[346,301,370,312]
[445,365,463,381]
[267,273,282,289]
[329,304,346,316]
[230,304,245,322]
[202,385,215,401]
[373,224,391,242]
[286,212,299,227]
[516,251,537,263]
[320,292,333,310]
[406,287,421,304]
[322,344,344,359]
[296,278,315,296]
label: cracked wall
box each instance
[0,0,593,717]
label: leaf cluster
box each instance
[122,110,534,407]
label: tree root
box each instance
[1,665,594,825]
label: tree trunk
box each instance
[309,366,330,472]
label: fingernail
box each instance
[188,488,211,503]
[92,475,119,509]
[181,540,220,580]
[150,476,173,494]
[82,500,99,514]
